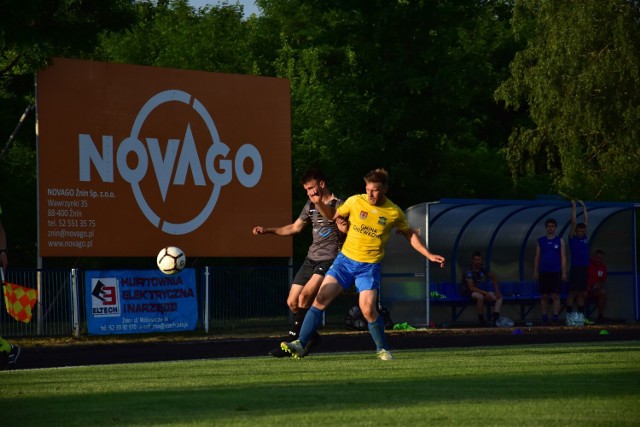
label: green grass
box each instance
[2,341,639,426]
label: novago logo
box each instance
[78,90,262,235]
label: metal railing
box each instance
[1,265,293,338]
[1,264,360,339]
[1,269,75,338]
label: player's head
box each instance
[575,222,587,237]
[301,168,326,185]
[301,168,327,198]
[592,249,605,263]
[471,251,483,268]
[544,218,557,234]
[363,168,388,206]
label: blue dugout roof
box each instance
[428,198,637,283]
[382,198,639,322]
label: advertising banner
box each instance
[37,58,292,257]
[85,269,198,335]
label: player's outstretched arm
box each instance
[253,218,306,236]
[579,200,589,227]
[569,200,577,238]
[401,228,445,267]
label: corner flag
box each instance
[3,282,38,323]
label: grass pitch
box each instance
[2,341,639,426]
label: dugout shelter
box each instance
[381,198,639,326]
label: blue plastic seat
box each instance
[517,281,538,298]
[499,282,514,297]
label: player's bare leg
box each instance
[360,289,392,360]
[281,278,342,358]
[269,284,304,357]
[472,291,487,326]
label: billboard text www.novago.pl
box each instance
[78,90,262,235]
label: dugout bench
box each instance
[430,281,597,323]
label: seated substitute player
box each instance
[252,168,346,357]
[461,251,503,327]
[281,168,445,361]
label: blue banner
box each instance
[85,269,198,335]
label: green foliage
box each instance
[13,0,635,265]
[0,0,136,90]
[262,0,519,206]
[496,0,640,200]
[0,0,139,267]
[0,142,37,265]
[97,0,257,74]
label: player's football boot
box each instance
[376,349,394,361]
[280,340,307,359]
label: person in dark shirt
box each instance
[534,218,566,324]
[566,200,590,325]
[461,251,503,326]
[252,169,346,357]
[588,249,608,323]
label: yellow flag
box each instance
[3,282,38,323]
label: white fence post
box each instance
[71,268,80,339]
[204,266,210,333]
[37,270,43,335]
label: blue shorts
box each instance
[327,253,381,292]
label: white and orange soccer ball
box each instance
[156,246,186,275]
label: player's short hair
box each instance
[300,168,326,185]
[364,168,388,186]
[471,251,483,259]
[545,218,557,227]
[593,249,605,256]
[576,223,587,230]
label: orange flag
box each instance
[3,282,38,323]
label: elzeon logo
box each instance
[91,278,121,317]
[78,90,262,235]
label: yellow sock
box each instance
[0,336,11,353]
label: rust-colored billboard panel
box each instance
[37,58,291,257]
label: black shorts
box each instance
[569,266,588,292]
[292,257,334,286]
[538,272,562,295]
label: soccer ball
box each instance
[156,246,186,275]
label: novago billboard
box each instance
[37,58,291,257]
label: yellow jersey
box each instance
[337,194,409,263]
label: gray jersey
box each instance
[299,197,344,261]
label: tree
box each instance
[495,0,640,200]
[97,0,256,74]
[258,0,520,205]
[0,0,137,266]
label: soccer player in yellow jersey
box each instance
[282,169,445,360]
